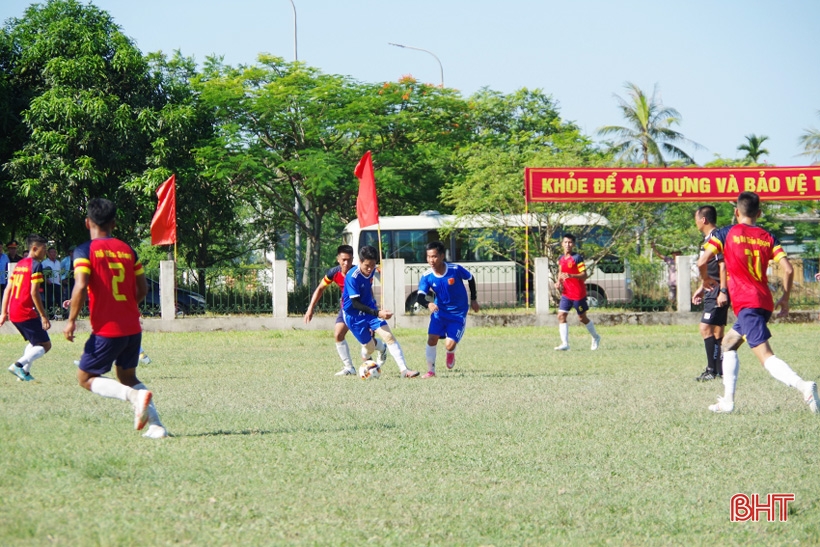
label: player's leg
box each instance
[555,297,571,350]
[114,334,156,431]
[374,323,418,378]
[696,302,719,381]
[8,319,50,381]
[424,315,445,377]
[333,311,355,375]
[747,327,819,414]
[443,315,466,370]
[577,299,600,350]
[713,324,725,377]
[116,335,167,437]
[709,322,745,412]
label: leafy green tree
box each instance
[737,133,770,163]
[3,0,156,247]
[597,82,702,166]
[798,111,820,163]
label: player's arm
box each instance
[349,295,380,317]
[304,279,330,323]
[468,277,479,312]
[697,247,718,290]
[0,283,11,326]
[716,259,728,307]
[774,256,793,318]
[63,270,89,342]
[30,276,50,330]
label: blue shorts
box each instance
[79,333,142,376]
[343,311,386,345]
[428,313,467,343]
[731,308,772,348]
[558,296,589,315]
[12,318,50,345]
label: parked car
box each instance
[141,278,206,316]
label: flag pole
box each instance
[376,223,384,308]
[525,195,530,310]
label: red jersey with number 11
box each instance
[704,223,786,315]
[73,237,144,337]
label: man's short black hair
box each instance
[562,233,577,243]
[359,245,379,261]
[696,205,717,225]
[736,191,760,217]
[337,244,354,256]
[426,241,446,256]
[26,234,47,248]
[87,198,117,227]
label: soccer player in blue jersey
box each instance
[415,241,479,378]
[698,191,818,414]
[342,245,419,378]
[63,198,168,438]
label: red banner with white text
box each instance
[525,167,820,203]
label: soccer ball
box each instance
[358,360,381,380]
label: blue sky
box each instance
[3,0,819,166]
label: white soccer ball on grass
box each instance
[358,360,381,380]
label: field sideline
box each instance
[2,324,820,545]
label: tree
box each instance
[597,82,702,166]
[798,111,820,163]
[3,0,157,247]
[737,133,769,163]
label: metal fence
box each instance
[45,259,816,318]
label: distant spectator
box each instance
[0,242,8,296]
[6,240,23,263]
[652,242,681,303]
[61,246,76,303]
[41,246,63,319]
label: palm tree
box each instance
[597,82,702,166]
[798,111,820,163]
[737,134,770,163]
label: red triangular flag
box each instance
[354,151,379,228]
[151,174,177,245]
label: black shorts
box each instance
[700,294,729,326]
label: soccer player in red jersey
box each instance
[303,245,358,376]
[0,234,52,381]
[698,191,818,414]
[63,198,168,438]
[554,233,601,351]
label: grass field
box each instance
[2,323,820,545]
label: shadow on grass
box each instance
[178,422,398,438]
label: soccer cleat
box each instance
[402,369,420,378]
[591,335,601,351]
[695,370,717,382]
[139,352,152,365]
[802,381,819,414]
[422,371,436,378]
[142,425,169,439]
[376,345,388,367]
[334,367,357,376]
[554,344,570,351]
[133,389,153,430]
[8,363,29,382]
[708,396,734,413]
[445,353,456,369]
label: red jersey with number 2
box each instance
[559,252,587,300]
[704,224,785,315]
[73,237,144,337]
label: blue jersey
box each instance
[342,265,378,318]
[417,263,473,319]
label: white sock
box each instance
[90,377,132,402]
[722,350,739,403]
[559,323,569,345]
[763,355,802,389]
[336,341,353,370]
[360,346,371,360]
[374,339,386,354]
[426,345,437,372]
[585,321,599,338]
[387,341,408,371]
[20,344,45,373]
[134,382,163,428]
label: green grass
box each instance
[2,324,820,545]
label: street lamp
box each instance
[287,0,297,61]
[388,42,444,87]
